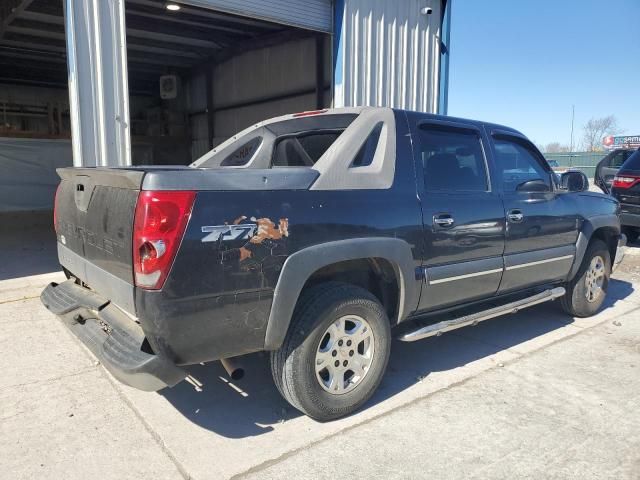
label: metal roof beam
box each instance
[8,25,219,49]
[125,9,250,35]
[7,24,220,54]
[127,53,195,68]
[6,25,64,40]
[0,38,65,53]
[16,10,63,25]
[127,42,201,58]
[0,0,35,40]
[0,39,194,68]
[0,44,65,61]
[19,10,251,43]
[0,77,66,89]
[0,52,64,68]
[126,27,221,49]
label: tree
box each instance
[544,142,571,153]
[581,115,621,152]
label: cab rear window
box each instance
[271,131,343,167]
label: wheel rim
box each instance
[314,315,375,394]
[585,255,606,303]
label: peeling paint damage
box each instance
[233,216,289,261]
[203,216,290,277]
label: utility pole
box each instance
[569,105,575,153]
[568,105,576,166]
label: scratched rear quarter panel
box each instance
[136,165,422,364]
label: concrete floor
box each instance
[0,226,638,479]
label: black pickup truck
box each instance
[42,107,626,421]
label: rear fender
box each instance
[569,214,621,280]
[263,238,419,350]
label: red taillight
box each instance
[133,190,195,290]
[53,182,61,233]
[612,175,640,189]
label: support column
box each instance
[64,0,131,167]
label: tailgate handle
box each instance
[73,175,94,212]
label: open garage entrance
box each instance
[0,0,332,178]
[121,1,332,166]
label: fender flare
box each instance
[263,238,419,350]
[568,214,621,280]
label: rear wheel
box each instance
[271,282,391,421]
[561,239,610,317]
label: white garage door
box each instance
[180,0,333,32]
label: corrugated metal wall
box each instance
[183,36,331,159]
[65,0,131,167]
[334,0,442,113]
[181,0,333,32]
[185,73,210,159]
[211,36,331,147]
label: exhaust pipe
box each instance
[220,357,244,381]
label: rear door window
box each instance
[417,127,489,192]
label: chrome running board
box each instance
[398,287,566,342]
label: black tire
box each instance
[270,282,391,421]
[622,226,639,244]
[561,239,611,317]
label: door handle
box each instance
[507,209,524,223]
[433,214,455,228]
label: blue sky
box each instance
[448,0,639,148]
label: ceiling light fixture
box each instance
[165,3,181,11]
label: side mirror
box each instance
[560,171,588,192]
[516,179,550,193]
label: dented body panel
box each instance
[137,115,422,364]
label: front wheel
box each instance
[561,239,611,317]
[270,282,391,421]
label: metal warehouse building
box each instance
[0,0,451,213]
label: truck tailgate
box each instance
[55,167,144,314]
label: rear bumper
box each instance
[40,280,185,391]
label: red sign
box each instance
[603,135,640,149]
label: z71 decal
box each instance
[200,216,289,248]
[201,224,257,243]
